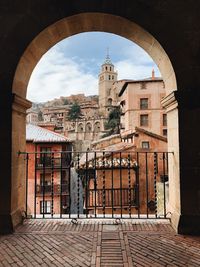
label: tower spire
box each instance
[103,47,113,65]
[106,47,110,59]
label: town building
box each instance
[26,109,38,125]
[26,57,168,156]
[119,72,167,138]
[26,124,72,216]
[79,133,168,216]
[42,105,70,133]
[98,54,118,116]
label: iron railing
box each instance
[19,151,173,219]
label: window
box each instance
[140,82,147,89]
[40,173,51,185]
[140,114,148,126]
[108,75,111,80]
[107,88,111,96]
[142,141,150,149]
[163,129,167,136]
[40,147,52,166]
[40,201,51,214]
[39,174,51,194]
[163,114,167,126]
[108,98,112,106]
[140,98,148,109]
[40,147,51,153]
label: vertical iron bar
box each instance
[60,151,63,218]
[85,151,88,218]
[77,153,80,218]
[163,152,166,218]
[145,152,149,218]
[25,153,29,217]
[128,153,131,218]
[34,150,37,218]
[42,152,46,218]
[51,152,54,218]
[102,152,106,218]
[94,152,97,218]
[111,152,114,218]
[120,152,122,218]
[166,152,169,174]
[154,152,158,218]
[68,152,71,219]
[136,152,140,218]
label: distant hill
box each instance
[29,94,99,111]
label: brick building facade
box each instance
[26,124,72,216]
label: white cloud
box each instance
[27,35,161,103]
[115,59,160,80]
[114,44,161,80]
[27,48,98,102]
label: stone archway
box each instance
[11,13,180,232]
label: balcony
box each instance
[36,184,68,196]
[36,157,70,169]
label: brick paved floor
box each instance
[0,220,200,266]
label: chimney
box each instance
[152,68,155,80]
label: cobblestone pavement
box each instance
[0,220,200,267]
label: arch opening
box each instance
[12,13,177,97]
[11,12,180,232]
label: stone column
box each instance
[176,89,200,234]
[11,94,31,232]
[162,90,200,234]
[161,92,180,231]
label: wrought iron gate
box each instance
[19,151,172,219]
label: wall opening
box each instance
[11,12,179,230]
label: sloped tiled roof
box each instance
[26,124,71,143]
[118,77,163,96]
[135,127,167,142]
[79,142,136,169]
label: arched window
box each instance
[108,98,112,106]
[86,123,92,132]
[78,123,84,132]
[94,122,101,132]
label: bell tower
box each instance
[98,51,118,116]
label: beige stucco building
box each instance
[119,74,167,138]
[26,109,39,125]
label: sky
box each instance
[27,32,161,103]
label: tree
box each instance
[103,106,121,137]
[38,110,43,121]
[67,102,82,120]
[63,99,69,105]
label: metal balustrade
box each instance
[19,151,173,219]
